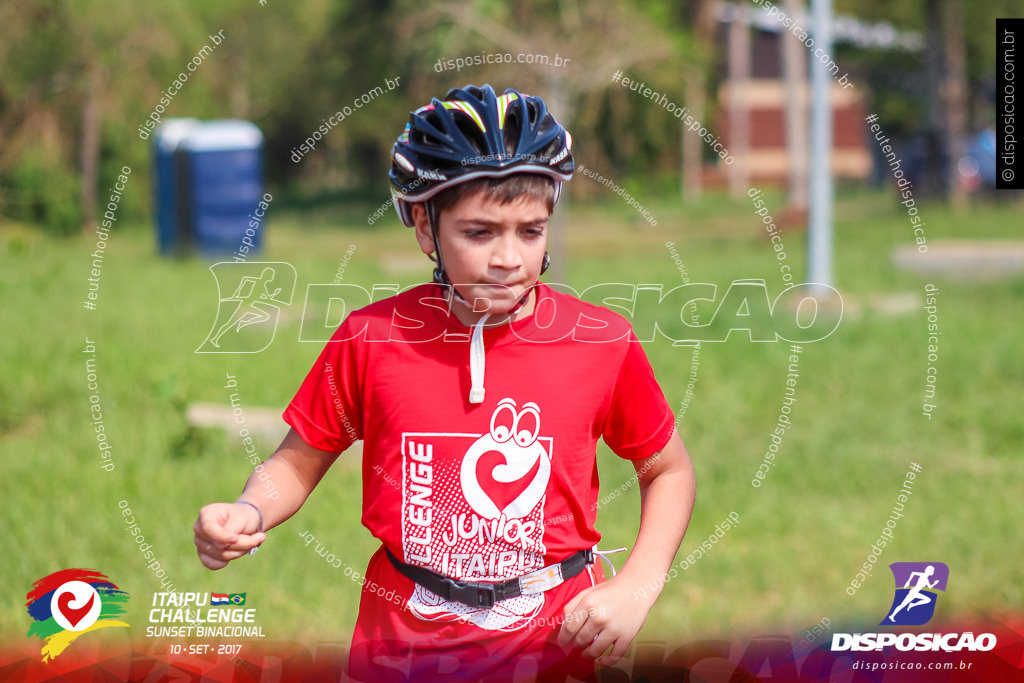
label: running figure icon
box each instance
[887,565,938,623]
[210,267,284,348]
[196,262,296,354]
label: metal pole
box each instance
[807,0,833,287]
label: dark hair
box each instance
[431,173,555,217]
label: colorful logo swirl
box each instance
[25,568,130,661]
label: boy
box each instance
[194,84,696,682]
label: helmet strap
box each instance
[425,200,447,284]
[425,200,472,308]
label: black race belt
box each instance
[385,546,594,609]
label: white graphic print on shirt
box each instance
[401,398,552,631]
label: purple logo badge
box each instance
[882,562,949,626]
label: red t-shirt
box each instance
[283,281,676,680]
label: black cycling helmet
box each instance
[390,84,574,228]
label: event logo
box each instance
[25,569,130,662]
[882,562,949,626]
[196,262,297,353]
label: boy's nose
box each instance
[490,237,523,270]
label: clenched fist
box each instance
[193,502,266,570]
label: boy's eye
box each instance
[462,226,545,238]
[519,224,545,238]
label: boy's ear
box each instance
[410,204,436,256]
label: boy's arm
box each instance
[557,429,696,665]
[193,428,340,570]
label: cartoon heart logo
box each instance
[56,591,95,629]
[460,398,551,520]
[462,440,550,519]
[49,581,102,632]
[475,450,542,513]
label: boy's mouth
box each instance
[476,282,520,290]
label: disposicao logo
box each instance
[832,562,996,653]
[883,561,948,626]
[25,569,130,662]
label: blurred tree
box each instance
[0,1,83,234]
[1,0,1013,235]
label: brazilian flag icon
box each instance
[228,593,246,606]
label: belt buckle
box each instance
[474,586,495,608]
[443,576,496,608]
[518,564,564,595]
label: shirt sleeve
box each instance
[282,316,364,454]
[601,330,676,460]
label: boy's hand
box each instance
[193,503,266,570]
[556,574,658,667]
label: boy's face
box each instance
[412,189,550,317]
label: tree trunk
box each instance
[80,65,101,232]
[943,0,968,210]
[924,0,946,196]
[781,0,808,211]
[230,49,250,118]
[683,64,706,202]
[727,0,750,199]
[682,0,719,202]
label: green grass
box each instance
[2,188,1022,647]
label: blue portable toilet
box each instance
[969,128,997,189]
[178,120,265,258]
[152,118,199,255]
